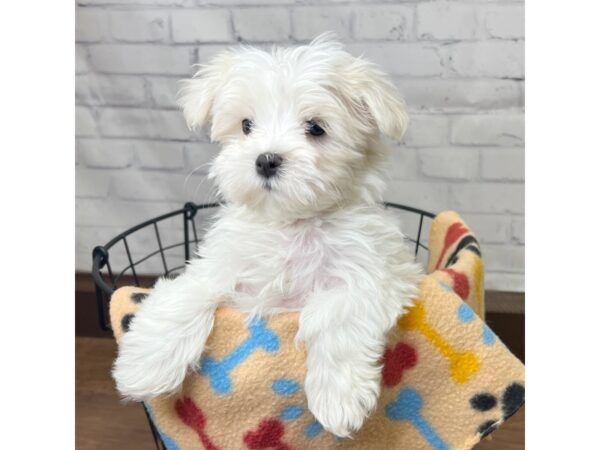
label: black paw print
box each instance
[121,291,149,332]
[131,292,149,303]
[446,235,481,267]
[470,382,524,438]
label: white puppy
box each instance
[113,34,423,438]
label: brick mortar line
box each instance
[76,1,525,10]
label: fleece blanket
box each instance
[110,211,524,450]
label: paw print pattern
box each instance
[119,291,150,333]
[433,220,484,315]
[469,382,525,438]
[445,235,481,268]
[303,421,324,439]
[130,292,149,303]
[272,379,305,422]
[434,222,470,270]
[271,378,326,440]
[434,221,481,271]
[121,313,134,332]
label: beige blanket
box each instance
[110,211,524,450]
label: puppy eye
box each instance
[242,119,253,135]
[306,120,325,137]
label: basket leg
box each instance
[143,403,167,450]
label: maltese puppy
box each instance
[113,34,423,438]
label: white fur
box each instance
[113,34,422,438]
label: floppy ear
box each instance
[336,58,409,141]
[178,51,235,130]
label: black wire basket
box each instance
[90,201,435,449]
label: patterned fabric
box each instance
[110,211,524,450]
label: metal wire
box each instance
[92,201,434,330]
[142,403,167,450]
[154,222,168,274]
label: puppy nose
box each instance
[255,152,283,178]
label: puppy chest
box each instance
[234,223,332,301]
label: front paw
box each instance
[113,330,194,401]
[305,368,380,438]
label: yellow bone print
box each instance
[399,301,480,383]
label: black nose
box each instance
[255,152,283,179]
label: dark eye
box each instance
[306,120,325,137]
[242,119,253,135]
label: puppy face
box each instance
[179,35,408,220]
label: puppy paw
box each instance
[112,328,198,401]
[305,367,380,438]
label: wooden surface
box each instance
[76,336,524,449]
[475,408,525,450]
[76,337,155,450]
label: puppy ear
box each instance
[178,51,235,130]
[336,58,409,141]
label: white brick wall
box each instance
[110,11,170,43]
[292,7,352,40]
[354,6,413,41]
[233,8,290,41]
[76,0,525,292]
[171,10,234,43]
[417,2,480,40]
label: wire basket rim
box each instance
[92,201,435,328]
